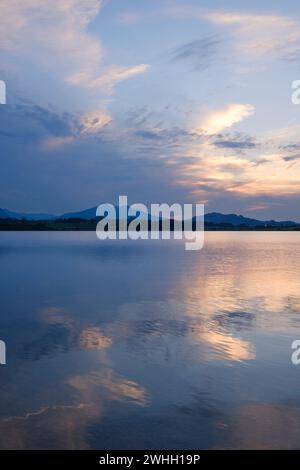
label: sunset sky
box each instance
[1,0,300,219]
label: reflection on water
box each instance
[0,231,300,449]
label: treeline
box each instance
[0,218,300,231]
[0,218,97,230]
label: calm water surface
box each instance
[0,231,300,449]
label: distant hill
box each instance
[204,212,295,227]
[61,208,296,227]
[0,208,56,220]
[0,206,297,227]
[60,206,97,220]
[60,206,157,220]
[0,209,9,218]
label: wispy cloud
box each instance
[213,135,257,150]
[196,104,255,135]
[42,136,75,150]
[169,35,223,70]
[79,110,112,134]
[169,6,300,63]
[67,64,150,93]
[204,11,300,60]
[42,109,112,149]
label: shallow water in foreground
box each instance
[0,231,300,449]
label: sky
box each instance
[1,0,300,220]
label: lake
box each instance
[0,231,299,449]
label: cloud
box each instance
[246,203,271,212]
[2,98,300,219]
[0,0,150,97]
[204,11,300,60]
[177,149,300,199]
[279,144,300,162]
[135,130,163,140]
[67,64,150,93]
[42,136,75,150]
[213,135,257,149]
[0,101,77,143]
[281,144,300,152]
[41,110,112,149]
[282,154,300,162]
[169,6,300,63]
[0,100,112,155]
[196,104,255,135]
[79,111,112,134]
[0,0,104,82]
[169,35,223,70]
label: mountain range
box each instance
[0,208,56,220]
[0,206,297,227]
